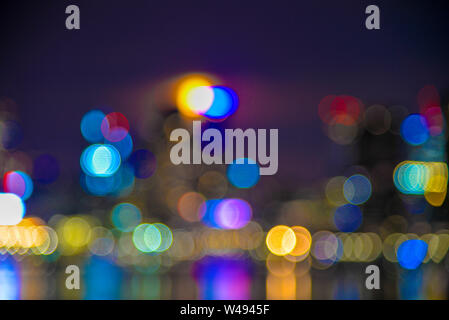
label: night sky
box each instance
[1,0,448,186]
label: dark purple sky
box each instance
[0,0,448,186]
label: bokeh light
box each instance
[393,161,448,196]
[176,75,213,118]
[327,119,358,145]
[101,112,130,142]
[311,231,343,266]
[0,193,25,225]
[318,95,363,125]
[110,165,135,197]
[423,106,444,137]
[143,224,162,252]
[0,217,56,254]
[319,94,364,145]
[186,86,215,114]
[81,173,116,196]
[177,191,205,222]
[343,174,372,205]
[325,176,347,206]
[363,104,391,135]
[266,225,296,256]
[397,239,428,270]
[111,203,142,232]
[152,223,173,253]
[400,114,430,146]
[288,226,312,257]
[81,144,121,177]
[199,199,225,229]
[417,84,440,112]
[132,223,172,253]
[88,226,115,256]
[3,171,33,200]
[110,133,133,160]
[132,223,153,253]
[57,216,92,255]
[202,86,239,121]
[394,161,428,195]
[227,158,260,188]
[213,198,252,230]
[81,110,106,143]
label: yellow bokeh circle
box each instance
[266,225,296,256]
